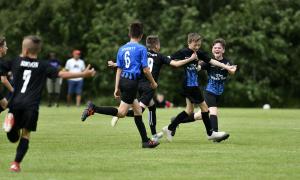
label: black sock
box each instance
[94,106,118,116]
[210,115,218,132]
[15,138,29,163]
[181,113,196,123]
[0,105,4,113]
[134,116,149,142]
[127,107,145,117]
[201,112,213,136]
[148,104,157,135]
[168,111,188,131]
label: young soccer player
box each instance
[0,37,14,114]
[108,35,198,142]
[162,33,237,142]
[81,22,160,148]
[171,38,236,142]
[0,35,95,172]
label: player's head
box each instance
[72,50,81,60]
[22,35,42,57]
[0,36,8,57]
[212,38,226,59]
[187,33,202,52]
[146,35,160,52]
[129,21,143,40]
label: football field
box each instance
[0,107,299,179]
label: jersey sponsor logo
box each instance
[121,46,136,52]
[210,74,226,80]
[20,61,39,68]
[147,52,158,57]
[186,64,197,71]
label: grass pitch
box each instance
[0,107,299,179]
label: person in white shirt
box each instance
[65,50,86,106]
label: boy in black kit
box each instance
[162,33,236,142]
[108,35,197,142]
[0,35,95,172]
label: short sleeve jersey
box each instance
[201,58,231,95]
[139,49,171,82]
[0,56,59,110]
[116,42,148,80]
[170,48,211,87]
[65,58,85,81]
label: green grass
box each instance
[0,107,299,180]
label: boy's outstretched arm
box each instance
[170,52,198,67]
[58,64,96,79]
[108,60,117,68]
[209,59,237,74]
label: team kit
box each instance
[0,21,237,172]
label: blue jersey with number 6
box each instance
[116,42,148,80]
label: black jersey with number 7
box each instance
[0,56,59,110]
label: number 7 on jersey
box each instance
[21,70,32,93]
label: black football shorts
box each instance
[119,77,138,104]
[204,90,220,107]
[181,86,204,104]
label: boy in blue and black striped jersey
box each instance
[81,21,160,148]
[162,33,237,142]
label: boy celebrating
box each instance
[172,38,236,141]
[81,21,160,148]
[108,35,198,142]
[0,35,95,172]
[162,33,236,142]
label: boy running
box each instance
[0,35,95,172]
[81,21,160,148]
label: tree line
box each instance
[0,0,299,107]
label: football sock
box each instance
[94,106,118,116]
[127,107,145,117]
[134,116,149,142]
[15,138,29,163]
[181,113,196,123]
[201,112,213,136]
[210,115,218,132]
[168,111,188,131]
[148,104,157,135]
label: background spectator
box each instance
[65,50,85,106]
[46,52,62,107]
